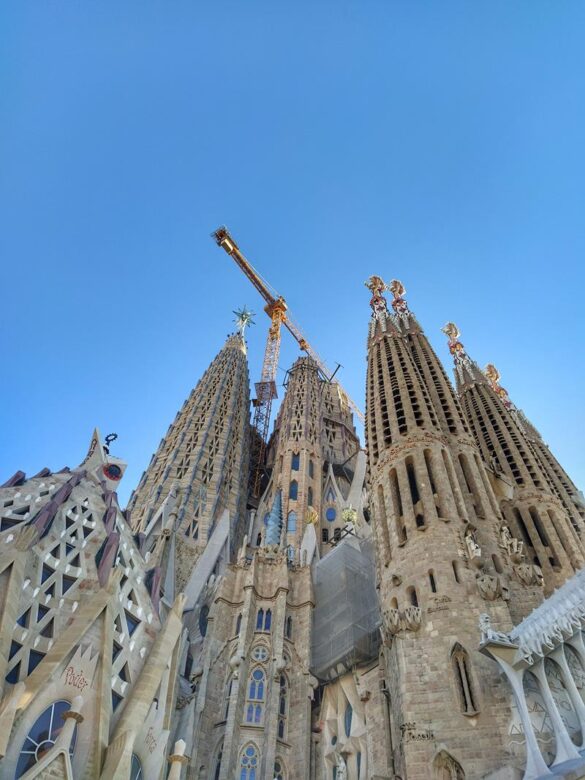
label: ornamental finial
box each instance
[484,364,514,409]
[441,322,472,370]
[389,279,409,316]
[233,306,255,337]
[364,276,389,317]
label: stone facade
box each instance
[1,278,584,780]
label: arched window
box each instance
[278,674,288,739]
[289,481,298,500]
[308,487,313,507]
[246,668,265,724]
[309,459,314,478]
[291,453,300,470]
[248,668,265,700]
[199,605,210,637]
[235,613,242,635]
[256,532,262,546]
[256,608,271,632]
[390,597,398,610]
[451,644,478,715]
[274,758,286,780]
[429,570,437,593]
[287,511,297,533]
[344,701,353,736]
[213,740,224,780]
[16,700,77,778]
[285,616,293,639]
[452,560,461,583]
[130,753,143,780]
[239,744,259,780]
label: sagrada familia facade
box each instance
[1,275,585,780]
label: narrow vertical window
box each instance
[407,586,418,607]
[287,511,297,533]
[429,570,437,593]
[308,487,313,507]
[291,453,300,471]
[256,609,264,631]
[451,644,478,714]
[452,560,461,583]
[289,481,298,500]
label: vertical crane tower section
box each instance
[213,227,285,498]
[212,226,364,499]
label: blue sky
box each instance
[2,2,584,504]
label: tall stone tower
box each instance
[250,356,364,557]
[365,277,537,778]
[128,332,251,587]
[443,323,585,593]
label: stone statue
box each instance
[464,528,481,562]
[479,613,512,645]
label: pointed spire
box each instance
[264,490,283,546]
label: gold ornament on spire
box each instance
[441,322,468,362]
[389,279,409,315]
[364,276,390,317]
[484,363,513,409]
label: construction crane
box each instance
[212,226,364,498]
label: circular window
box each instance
[103,464,122,481]
[326,507,336,522]
[252,646,269,662]
[16,700,77,778]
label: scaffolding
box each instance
[310,536,381,682]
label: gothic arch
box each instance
[432,747,465,779]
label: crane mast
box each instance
[212,226,363,499]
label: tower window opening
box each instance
[451,644,478,715]
[322,528,329,543]
[389,468,406,544]
[308,487,313,507]
[289,481,298,501]
[452,560,461,583]
[309,459,314,478]
[429,570,437,593]
[333,528,342,542]
[287,511,297,533]
[291,453,300,471]
[407,586,418,608]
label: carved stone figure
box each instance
[464,527,482,565]
[479,613,512,645]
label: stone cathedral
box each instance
[1,276,585,780]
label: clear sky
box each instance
[2,2,584,505]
